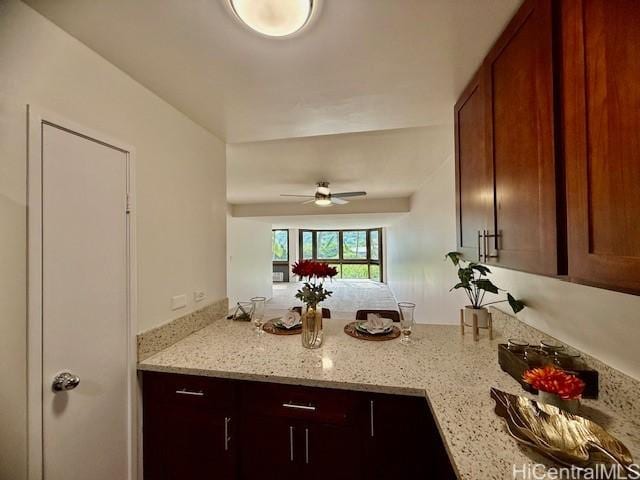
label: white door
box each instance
[40,123,131,480]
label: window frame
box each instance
[298,228,383,281]
[272,229,290,264]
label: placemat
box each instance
[263,319,302,336]
[344,321,400,341]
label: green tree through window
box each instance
[317,231,339,259]
[343,231,367,259]
[302,231,313,259]
[298,229,383,282]
[272,230,289,261]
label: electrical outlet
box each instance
[171,294,187,310]
[194,290,206,302]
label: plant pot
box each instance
[301,305,323,349]
[538,391,580,414]
[464,306,490,328]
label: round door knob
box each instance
[52,372,80,392]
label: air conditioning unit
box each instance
[272,271,284,282]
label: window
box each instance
[370,230,379,261]
[343,231,368,259]
[341,264,369,279]
[272,230,289,262]
[298,229,383,281]
[370,264,381,282]
[301,231,314,259]
[317,231,339,259]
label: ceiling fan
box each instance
[281,182,367,207]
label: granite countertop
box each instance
[138,310,640,480]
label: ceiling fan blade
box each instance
[332,191,367,198]
[302,199,317,204]
[280,194,315,198]
[330,197,349,205]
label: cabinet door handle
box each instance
[484,230,500,261]
[224,417,231,451]
[175,389,204,397]
[483,229,488,262]
[370,400,375,437]
[282,402,316,412]
[305,427,309,465]
[477,230,483,262]
[289,426,295,462]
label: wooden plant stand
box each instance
[460,309,493,341]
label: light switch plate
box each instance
[194,290,206,302]
[171,294,187,310]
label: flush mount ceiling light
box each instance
[229,0,314,37]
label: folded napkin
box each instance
[282,309,302,328]
[365,313,392,331]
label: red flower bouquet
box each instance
[523,365,585,400]
[292,260,337,308]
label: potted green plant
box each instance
[445,252,525,327]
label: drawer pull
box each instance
[282,402,316,412]
[289,426,295,462]
[175,389,204,397]
[305,427,310,464]
[224,417,231,451]
[370,400,375,437]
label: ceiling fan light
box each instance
[229,0,313,37]
[314,198,332,207]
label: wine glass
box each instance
[250,297,266,334]
[398,302,416,345]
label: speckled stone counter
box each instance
[138,311,640,480]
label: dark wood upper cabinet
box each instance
[561,0,640,294]
[455,71,492,262]
[484,0,564,275]
[456,0,564,275]
[456,0,640,294]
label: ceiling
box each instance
[267,213,407,230]
[25,0,521,143]
[227,125,451,205]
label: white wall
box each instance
[227,217,273,305]
[0,2,227,478]
[387,156,468,323]
[387,155,640,381]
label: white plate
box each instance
[274,319,302,330]
[355,322,393,335]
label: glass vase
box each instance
[301,304,323,349]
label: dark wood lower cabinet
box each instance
[366,394,456,480]
[239,416,362,480]
[142,372,236,480]
[239,415,301,480]
[142,372,455,479]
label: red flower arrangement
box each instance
[292,260,337,308]
[292,260,338,280]
[523,365,585,400]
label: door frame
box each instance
[26,106,138,480]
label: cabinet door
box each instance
[142,373,236,480]
[239,415,301,480]
[485,0,563,274]
[364,395,455,480]
[165,409,234,480]
[561,0,640,294]
[303,423,362,480]
[455,71,492,262]
[144,404,235,480]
